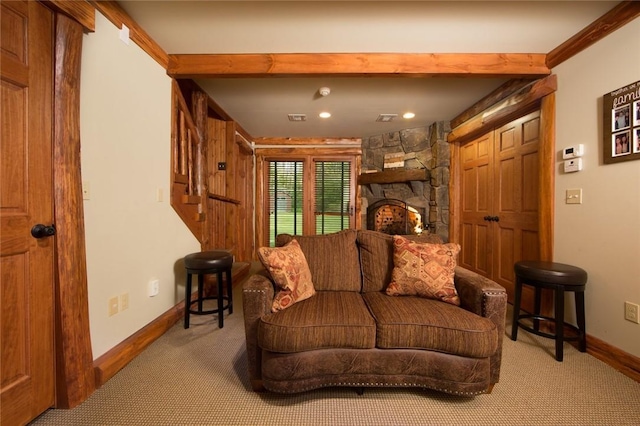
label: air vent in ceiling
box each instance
[288,114,307,122]
[376,114,398,122]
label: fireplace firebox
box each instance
[366,199,426,235]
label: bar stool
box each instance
[510,260,587,362]
[184,250,233,329]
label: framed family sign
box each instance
[603,80,640,164]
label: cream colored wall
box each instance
[553,18,640,357]
[80,13,200,359]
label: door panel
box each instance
[493,111,541,304]
[1,2,55,425]
[459,132,494,276]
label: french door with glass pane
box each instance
[265,157,356,246]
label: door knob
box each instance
[484,216,491,221]
[31,224,56,239]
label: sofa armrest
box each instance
[242,272,275,391]
[454,266,507,385]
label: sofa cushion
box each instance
[258,239,316,312]
[357,230,444,293]
[387,235,461,306]
[258,291,376,353]
[362,292,498,358]
[277,230,361,292]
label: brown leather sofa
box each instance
[242,229,507,396]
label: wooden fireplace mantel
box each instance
[357,168,428,185]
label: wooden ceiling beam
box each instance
[546,0,640,69]
[167,53,550,78]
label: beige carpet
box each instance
[33,278,640,426]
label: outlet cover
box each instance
[108,296,119,316]
[120,293,129,311]
[624,301,639,324]
[148,279,160,297]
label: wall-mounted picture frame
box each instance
[603,80,640,165]
[612,130,630,157]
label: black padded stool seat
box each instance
[511,260,587,361]
[184,250,233,329]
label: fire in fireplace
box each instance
[366,199,426,235]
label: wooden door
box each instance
[492,111,541,303]
[1,2,55,425]
[459,132,494,277]
[458,111,541,308]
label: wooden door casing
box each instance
[1,2,55,424]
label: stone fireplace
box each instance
[360,121,451,241]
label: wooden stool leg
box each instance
[184,273,192,329]
[197,274,204,313]
[554,287,565,362]
[576,290,587,352]
[217,270,224,328]
[511,276,523,341]
[533,286,542,332]
[226,268,233,314]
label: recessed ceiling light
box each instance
[403,112,416,119]
[319,112,331,118]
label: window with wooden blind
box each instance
[263,155,358,247]
[268,161,304,246]
[314,161,351,234]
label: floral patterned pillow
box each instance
[386,235,461,306]
[258,239,316,312]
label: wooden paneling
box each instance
[167,53,550,78]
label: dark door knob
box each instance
[31,224,56,239]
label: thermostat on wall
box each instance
[562,144,584,159]
[564,158,583,173]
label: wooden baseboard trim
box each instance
[93,262,252,388]
[582,334,640,383]
[93,301,185,388]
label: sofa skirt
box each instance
[261,347,490,396]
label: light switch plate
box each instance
[566,188,582,204]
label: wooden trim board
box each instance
[94,263,251,387]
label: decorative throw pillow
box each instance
[258,239,316,312]
[386,235,461,306]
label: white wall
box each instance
[80,13,200,358]
[553,18,640,357]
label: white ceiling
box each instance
[119,1,619,139]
